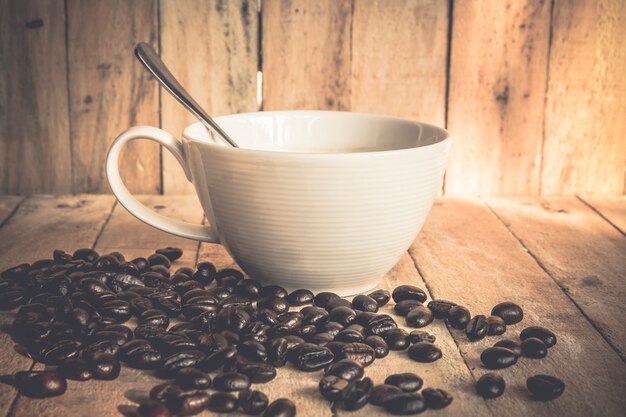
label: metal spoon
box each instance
[134,42,238,148]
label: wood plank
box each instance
[445,0,550,195]
[0,195,115,417]
[579,195,626,236]
[160,0,259,195]
[350,0,448,125]
[95,195,204,269]
[410,198,626,416]
[342,253,493,417]
[262,0,352,110]
[0,0,71,194]
[67,0,160,194]
[485,196,626,360]
[0,196,23,225]
[541,0,626,194]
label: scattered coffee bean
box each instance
[325,359,364,381]
[208,392,238,412]
[446,305,471,329]
[367,289,391,307]
[239,389,269,414]
[392,285,427,303]
[487,315,507,336]
[286,289,314,306]
[351,294,379,312]
[175,368,211,390]
[16,371,67,398]
[520,326,557,348]
[393,299,422,317]
[314,292,340,308]
[521,337,548,359]
[406,305,434,328]
[422,387,453,409]
[476,373,506,399]
[229,362,277,383]
[491,301,524,324]
[494,339,522,357]
[364,335,389,358]
[341,377,373,411]
[384,373,423,392]
[370,384,402,406]
[155,247,183,262]
[289,343,334,371]
[341,342,375,367]
[319,375,351,401]
[427,300,457,319]
[466,315,489,341]
[408,342,442,363]
[526,374,565,401]
[480,347,518,369]
[384,328,410,350]
[407,330,436,344]
[91,353,121,380]
[264,398,296,417]
[385,392,426,415]
[57,358,92,381]
[212,372,251,392]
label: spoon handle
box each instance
[134,42,238,148]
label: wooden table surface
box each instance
[0,195,624,417]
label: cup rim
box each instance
[183,110,451,157]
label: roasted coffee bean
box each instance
[351,295,378,312]
[131,257,150,272]
[103,324,134,340]
[160,350,205,378]
[341,377,373,411]
[283,335,305,350]
[215,268,244,290]
[216,305,251,332]
[100,299,132,323]
[446,305,471,329]
[299,324,317,338]
[175,367,211,390]
[286,289,314,306]
[385,392,426,415]
[527,374,565,401]
[135,325,166,341]
[39,338,80,365]
[310,332,334,345]
[491,301,523,325]
[392,285,427,303]
[476,373,506,399]
[408,342,442,363]
[325,359,364,381]
[289,343,334,371]
[301,306,329,326]
[328,306,356,327]
[198,346,238,372]
[153,297,181,318]
[353,311,377,327]
[406,305,434,328]
[137,401,172,417]
[213,372,251,392]
[466,315,489,341]
[319,375,351,401]
[164,391,210,416]
[318,321,343,336]
[427,300,457,319]
[264,398,296,417]
[239,389,269,414]
[82,339,120,362]
[240,340,268,363]
[385,373,423,393]
[193,262,216,285]
[384,328,409,351]
[90,353,121,380]
[367,289,391,307]
[120,339,163,369]
[422,387,453,409]
[334,328,364,343]
[480,347,518,369]
[277,311,303,331]
[393,300,422,317]
[259,285,288,299]
[149,382,183,401]
[370,384,402,406]
[407,330,436,344]
[155,247,183,262]
[229,362,277,383]
[16,371,67,398]
[364,335,389,358]
[73,248,99,263]
[487,315,506,336]
[234,279,262,301]
[208,392,238,413]
[153,334,198,356]
[257,296,289,314]
[220,294,252,308]
[325,297,353,311]
[267,337,288,367]
[341,342,375,367]
[137,400,172,417]
[313,292,340,308]
[367,314,397,336]
[521,337,548,359]
[325,341,346,358]
[520,326,556,348]
[494,339,522,357]
[107,273,145,292]
[139,309,170,328]
[57,358,92,381]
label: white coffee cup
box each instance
[107,111,451,295]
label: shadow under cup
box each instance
[184,111,451,295]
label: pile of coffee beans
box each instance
[0,247,564,416]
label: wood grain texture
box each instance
[579,195,626,236]
[350,0,448,124]
[541,0,626,195]
[446,0,551,195]
[67,0,160,194]
[0,196,23,225]
[262,0,352,110]
[0,195,115,417]
[485,196,626,360]
[0,0,71,194]
[160,0,259,195]
[95,195,204,268]
[410,198,626,416]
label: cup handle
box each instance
[106,125,220,243]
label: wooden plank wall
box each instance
[0,0,624,196]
